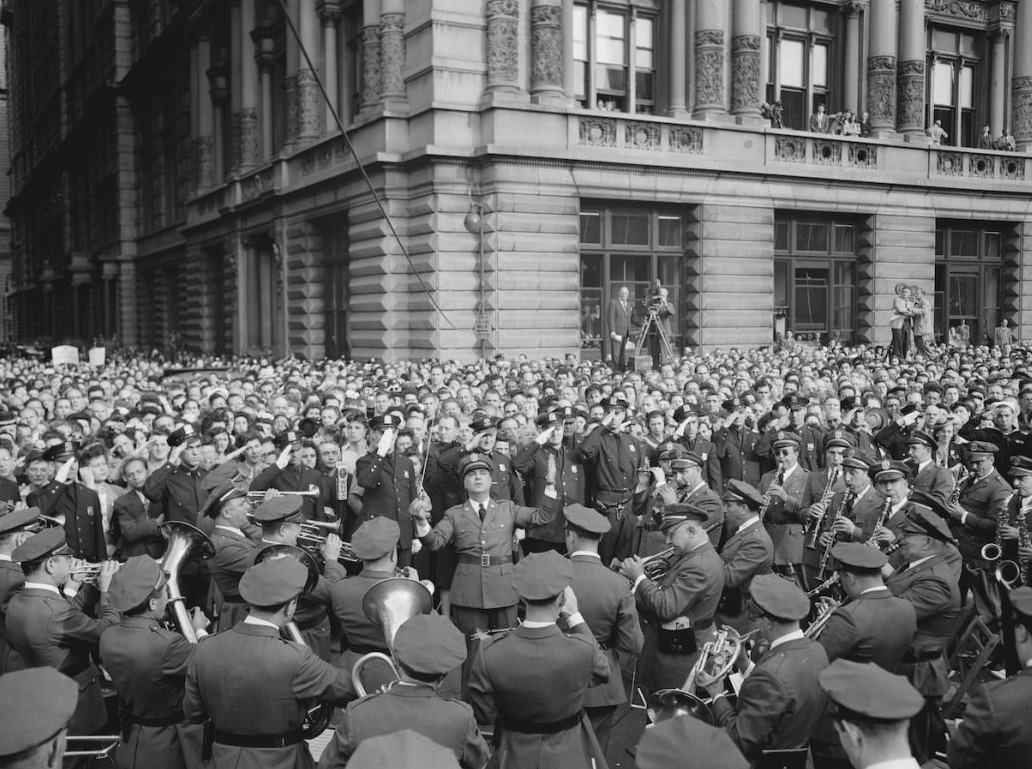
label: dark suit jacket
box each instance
[948,667,1032,769]
[112,490,165,560]
[716,519,773,630]
[355,451,419,545]
[952,470,1014,561]
[679,436,723,491]
[606,297,633,340]
[713,426,762,487]
[511,443,585,544]
[0,478,19,505]
[37,480,105,562]
[251,464,329,520]
[817,587,916,672]
[910,461,954,508]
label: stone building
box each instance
[4,0,1032,360]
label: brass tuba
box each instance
[351,577,434,698]
[159,521,215,644]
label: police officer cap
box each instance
[392,614,466,676]
[656,443,687,462]
[239,557,309,607]
[771,431,801,450]
[905,431,936,452]
[679,451,704,468]
[0,667,79,758]
[898,506,956,544]
[513,550,572,601]
[818,659,924,722]
[601,393,629,411]
[672,405,698,423]
[251,495,304,524]
[41,441,79,463]
[351,517,400,560]
[721,398,744,414]
[721,479,765,510]
[870,458,911,483]
[966,440,999,457]
[535,411,559,429]
[107,555,165,612]
[1009,456,1032,478]
[167,424,200,448]
[824,430,854,451]
[636,711,749,769]
[748,573,810,621]
[469,416,497,434]
[11,526,72,563]
[781,394,806,411]
[0,506,41,535]
[1009,585,1032,621]
[458,453,492,478]
[668,457,696,472]
[659,503,708,533]
[830,542,887,571]
[370,412,400,430]
[563,503,611,535]
[347,730,460,769]
[272,430,300,450]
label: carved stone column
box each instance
[843,1,865,113]
[297,0,321,141]
[361,0,382,110]
[730,0,761,122]
[318,0,342,129]
[207,55,230,181]
[668,0,687,116]
[866,0,897,136]
[991,31,1008,137]
[897,0,925,139]
[530,0,563,103]
[192,36,215,193]
[693,0,728,119]
[232,0,260,171]
[253,22,277,160]
[486,0,520,93]
[381,0,406,106]
[1013,0,1032,147]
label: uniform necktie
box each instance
[478,503,487,523]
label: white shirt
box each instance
[905,555,935,571]
[735,515,760,536]
[570,550,601,560]
[243,615,281,630]
[782,464,800,482]
[917,459,932,474]
[23,581,61,596]
[523,613,586,629]
[859,586,890,597]
[865,758,921,769]
[215,525,246,539]
[769,628,805,651]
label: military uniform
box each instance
[144,462,208,526]
[950,467,1013,563]
[715,515,774,632]
[37,480,106,562]
[0,667,80,766]
[330,566,397,697]
[947,668,1032,769]
[251,464,329,521]
[759,463,812,570]
[579,416,643,564]
[817,586,917,671]
[713,424,763,487]
[681,480,725,549]
[209,525,259,631]
[910,460,954,509]
[679,434,723,491]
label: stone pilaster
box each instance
[867,56,897,133]
[231,108,260,170]
[694,30,726,118]
[667,0,687,116]
[318,0,343,129]
[380,11,406,103]
[897,59,926,136]
[530,0,563,103]
[192,136,214,193]
[296,68,321,140]
[361,24,382,109]
[730,35,761,117]
[843,1,865,113]
[486,0,519,93]
[285,219,325,359]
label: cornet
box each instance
[612,547,678,581]
[68,562,103,583]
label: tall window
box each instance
[765,2,836,130]
[573,2,656,114]
[928,29,980,147]
[934,222,1005,345]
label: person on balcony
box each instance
[927,120,948,145]
[977,125,994,149]
[996,129,1016,152]
[809,104,832,134]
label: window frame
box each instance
[573,0,659,114]
[765,1,839,131]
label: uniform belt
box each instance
[902,649,943,664]
[348,643,389,655]
[596,487,630,495]
[213,729,303,748]
[122,712,182,728]
[458,553,512,567]
[293,615,328,632]
[500,711,582,734]
[221,594,245,604]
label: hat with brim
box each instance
[513,550,571,601]
[239,557,308,607]
[107,555,165,612]
[819,659,924,722]
[563,503,611,535]
[748,573,810,621]
[0,668,79,758]
[659,503,708,533]
[11,527,72,563]
[0,506,41,536]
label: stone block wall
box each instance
[869,213,936,347]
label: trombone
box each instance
[246,484,322,501]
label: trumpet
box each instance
[612,547,677,581]
[246,485,322,501]
[805,597,841,639]
[295,527,362,568]
[68,563,103,582]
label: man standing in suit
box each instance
[606,285,634,371]
[809,103,831,133]
[714,402,763,488]
[821,452,886,545]
[356,415,419,569]
[563,504,643,751]
[205,482,259,631]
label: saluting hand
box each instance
[376,428,396,458]
[535,426,555,446]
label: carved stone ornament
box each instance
[624,121,660,150]
[694,29,725,110]
[897,59,925,131]
[361,24,382,107]
[380,12,406,99]
[530,4,563,92]
[579,116,616,146]
[296,68,321,138]
[924,0,986,23]
[731,34,761,113]
[1013,76,1032,142]
[192,135,214,191]
[774,136,806,162]
[867,55,896,128]
[233,108,259,169]
[936,151,964,176]
[844,0,868,15]
[486,0,520,89]
[670,126,703,153]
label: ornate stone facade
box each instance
[192,135,214,193]
[486,0,519,91]
[731,34,761,115]
[296,69,321,140]
[380,12,406,101]
[694,29,726,115]
[897,59,925,133]
[530,3,563,97]
[361,24,382,109]
[231,108,259,169]
[867,55,897,130]
[1013,76,1032,143]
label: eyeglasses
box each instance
[775,449,796,456]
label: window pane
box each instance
[580,212,601,244]
[597,65,626,93]
[610,213,650,246]
[932,29,955,53]
[812,9,832,34]
[573,5,587,59]
[597,10,625,64]
[950,230,978,257]
[780,87,805,130]
[581,253,602,287]
[794,268,829,328]
[774,260,789,308]
[959,33,975,57]
[813,44,828,88]
[775,220,789,252]
[985,232,1001,259]
[797,222,828,252]
[780,39,805,87]
[949,274,977,316]
[636,72,654,105]
[959,66,973,109]
[635,17,653,69]
[834,224,854,253]
[935,229,945,256]
[933,62,954,105]
[658,216,682,247]
[780,4,807,29]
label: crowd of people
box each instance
[1,336,1032,769]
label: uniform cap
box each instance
[563,503,611,535]
[655,443,687,462]
[1009,456,1032,478]
[781,395,806,411]
[720,479,764,510]
[513,550,572,601]
[458,453,492,478]
[672,405,699,423]
[41,441,79,462]
[905,431,936,452]
[370,413,400,430]
[830,542,887,571]
[601,393,629,411]
[351,517,401,560]
[167,424,201,448]
[239,557,309,607]
[107,555,165,612]
[469,417,497,434]
[748,573,810,621]
[721,398,744,414]
[0,668,79,757]
[636,712,749,769]
[250,495,304,524]
[772,431,801,450]
[819,659,924,721]
[898,506,956,544]
[680,451,704,468]
[841,453,873,472]
[347,730,460,769]
[668,457,696,472]
[201,479,248,518]
[870,459,911,484]
[11,527,71,563]
[659,503,708,532]
[823,431,854,451]
[535,411,560,429]
[0,506,41,535]
[965,441,999,457]
[392,614,466,675]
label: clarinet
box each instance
[759,467,786,523]
[866,496,894,550]
[817,490,854,580]
[806,466,841,550]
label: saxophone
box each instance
[948,465,970,506]
[759,466,786,523]
[805,466,841,550]
[982,498,1010,563]
[1020,506,1032,586]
